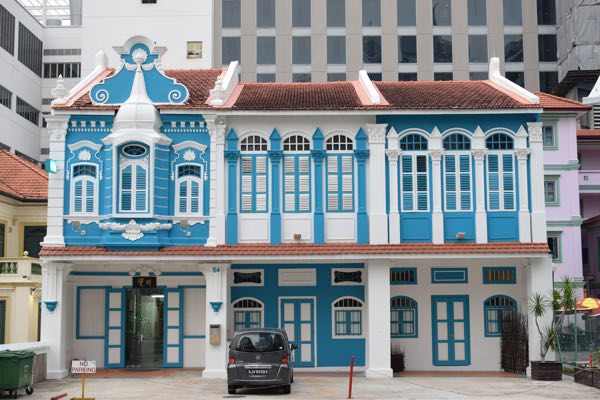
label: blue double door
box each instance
[431,295,471,366]
[280,298,315,367]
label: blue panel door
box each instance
[280,298,315,367]
[431,295,471,366]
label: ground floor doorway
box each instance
[125,288,164,369]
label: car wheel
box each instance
[228,386,237,395]
[282,384,291,394]
[290,371,294,383]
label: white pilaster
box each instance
[527,122,547,243]
[202,263,229,379]
[472,127,487,243]
[205,115,227,246]
[429,128,444,244]
[366,123,388,244]
[41,262,71,379]
[366,260,393,378]
[516,146,532,243]
[42,115,69,247]
[526,256,555,374]
[386,128,400,244]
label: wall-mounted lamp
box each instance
[293,233,302,241]
[455,232,466,240]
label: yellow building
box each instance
[0,151,47,344]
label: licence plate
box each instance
[248,369,269,376]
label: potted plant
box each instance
[390,342,405,374]
[528,277,575,381]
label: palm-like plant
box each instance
[528,276,575,362]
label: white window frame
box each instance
[331,296,364,339]
[444,152,473,212]
[232,297,265,330]
[400,152,429,212]
[119,158,149,213]
[283,134,311,213]
[240,135,269,213]
[70,163,98,216]
[486,151,516,212]
[175,164,204,217]
[326,134,354,213]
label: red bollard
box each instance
[50,393,67,400]
[348,355,355,399]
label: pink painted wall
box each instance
[543,118,578,165]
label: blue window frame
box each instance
[399,133,428,212]
[333,297,363,336]
[72,164,97,215]
[391,296,418,338]
[487,153,515,211]
[233,298,263,331]
[431,267,468,283]
[283,135,311,213]
[119,143,149,213]
[176,164,203,215]
[484,295,516,337]
[482,267,516,284]
[390,267,417,285]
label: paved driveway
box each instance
[22,372,599,400]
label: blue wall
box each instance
[231,264,366,367]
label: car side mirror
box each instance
[290,343,297,351]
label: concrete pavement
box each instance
[22,371,600,399]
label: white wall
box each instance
[80,0,213,75]
[390,259,527,371]
[0,0,44,160]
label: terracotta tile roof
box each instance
[64,69,223,111]
[536,92,590,111]
[577,129,600,139]
[39,242,549,257]
[230,82,380,110]
[59,70,549,112]
[375,81,539,110]
[0,151,47,201]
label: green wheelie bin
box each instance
[0,350,35,398]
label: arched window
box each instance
[333,297,363,337]
[484,295,517,337]
[233,298,263,331]
[283,135,311,212]
[486,133,515,211]
[71,164,97,215]
[326,135,354,212]
[240,136,268,213]
[391,296,418,338]
[119,142,149,213]
[443,133,472,211]
[399,133,428,212]
[176,164,203,215]
[486,133,514,150]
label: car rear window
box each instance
[233,332,285,352]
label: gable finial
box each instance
[51,75,69,104]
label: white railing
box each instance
[0,257,42,279]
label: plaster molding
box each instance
[99,219,172,241]
[385,149,400,162]
[365,124,387,144]
[527,122,543,143]
[471,149,487,161]
[515,148,531,160]
[428,149,445,161]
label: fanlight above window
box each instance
[122,144,147,157]
[486,133,514,150]
[443,133,471,150]
[240,135,268,152]
[333,297,363,308]
[326,134,354,151]
[283,135,310,151]
[399,133,428,151]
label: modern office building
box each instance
[214,0,559,90]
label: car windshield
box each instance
[233,332,285,353]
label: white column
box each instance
[527,122,547,243]
[472,149,488,243]
[42,115,69,247]
[205,115,227,246]
[202,263,229,379]
[366,124,388,244]
[526,256,555,375]
[429,149,444,244]
[366,260,393,378]
[41,262,71,379]
[386,128,400,244]
[516,148,532,242]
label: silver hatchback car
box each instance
[227,328,295,395]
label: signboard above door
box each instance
[132,276,157,288]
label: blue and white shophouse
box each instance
[40,37,554,379]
